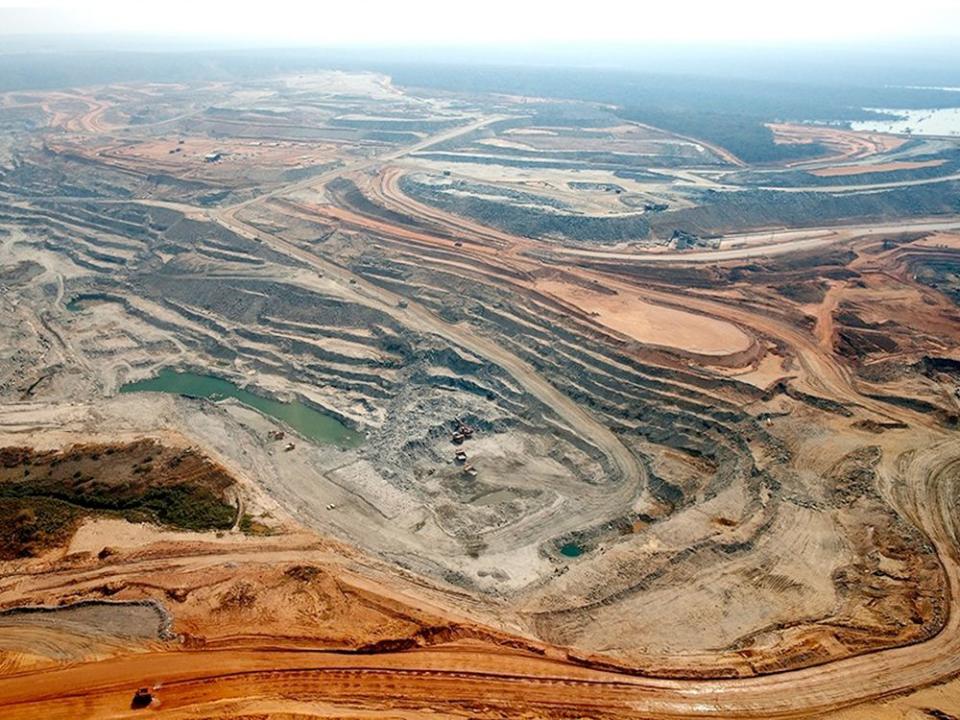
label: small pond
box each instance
[120,369,363,448]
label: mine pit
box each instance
[3,62,960,719]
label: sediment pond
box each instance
[120,369,363,448]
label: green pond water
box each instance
[120,369,363,448]
[559,542,583,558]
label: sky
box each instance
[1,0,959,47]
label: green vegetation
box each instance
[239,512,275,536]
[0,497,82,560]
[0,478,237,536]
[0,441,240,558]
[140,485,236,531]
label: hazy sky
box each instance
[2,0,959,46]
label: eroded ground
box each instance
[1,72,960,718]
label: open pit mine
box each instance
[1,70,960,719]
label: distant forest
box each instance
[618,108,826,164]
[385,65,960,164]
[3,49,960,164]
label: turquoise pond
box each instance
[120,369,363,448]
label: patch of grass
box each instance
[239,512,274,536]
[141,485,237,531]
[0,482,236,534]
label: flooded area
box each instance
[120,369,363,448]
[851,107,960,136]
